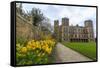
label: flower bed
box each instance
[16,39,56,65]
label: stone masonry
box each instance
[54,17,94,42]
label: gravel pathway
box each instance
[54,43,92,63]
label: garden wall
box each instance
[16,13,34,40]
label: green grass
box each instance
[62,42,97,60]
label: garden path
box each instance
[54,43,92,63]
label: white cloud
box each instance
[58,6,96,26]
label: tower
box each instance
[54,20,59,41]
[84,20,94,42]
[62,17,69,41]
[62,17,69,26]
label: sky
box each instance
[17,3,97,37]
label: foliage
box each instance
[41,18,53,32]
[31,8,44,26]
[62,42,96,60]
[16,36,28,46]
[16,39,56,65]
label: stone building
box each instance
[54,17,94,42]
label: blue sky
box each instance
[17,3,96,37]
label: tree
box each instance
[41,18,53,33]
[31,8,45,26]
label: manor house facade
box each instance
[54,17,94,42]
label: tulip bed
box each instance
[16,39,56,65]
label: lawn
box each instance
[62,42,97,60]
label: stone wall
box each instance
[16,13,34,40]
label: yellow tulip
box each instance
[32,47,36,50]
[21,47,27,53]
[26,45,31,49]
